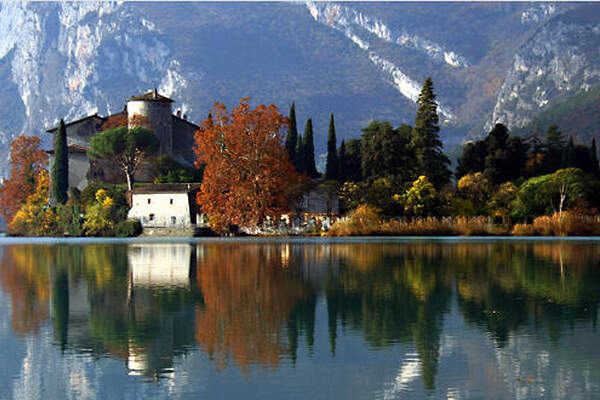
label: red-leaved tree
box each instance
[0,136,48,223]
[193,98,301,232]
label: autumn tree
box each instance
[0,136,48,223]
[88,126,159,191]
[193,98,301,232]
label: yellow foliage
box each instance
[8,170,59,236]
[83,189,116,236]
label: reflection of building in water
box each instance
[128,243,195,287]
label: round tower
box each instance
[127,88,174,154]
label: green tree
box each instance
[483,123,528,184]
[402,175,438,217]
[590,138,600,177]
[563,136,576,168]
[456,140,486,179]
[285,102,298,167]
[361,122,412,182]
[52,119,69,204]
[457,172,491,215]
[410,78,451,188]
[543,124,565,173]
[303,119,318,178]
[345,138,363,182]
[338,139,348,182]
[88,126,159,191]
[295,133,305,174]
[326,114,339,180]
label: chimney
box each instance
[183,114,188,120]
[153,88,158,98]
[176,109,181,117]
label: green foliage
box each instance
[115,219,143,237]
[361,121,413,182]
[303,119,318,178]
[295,132,305,174]
[513,168,600,219]
[325,114,339,180]
[152,154,203,183]
[457,172,491,215]
[410,78,451,188]
[285,102,298,166]
[52,119,69,205]
[81,181,127,210]
[88,126,159,190]
[344,139,362,182]
[57,205,84,236]
[402,176,438,217]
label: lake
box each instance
[0,238,598,399]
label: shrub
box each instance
[57,205,84,236]
[328,204,381,236]
[83,189,116,236]
[115,219,143,237]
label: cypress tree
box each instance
[285,102,298,166]
[52,118,69,204]
[338,139,347,182]
[563,136,576,167]
[410,77,451,188]
[590,138,599,176]
[326,114,339,180]
[303,119,318,178]
[295,133,305,174]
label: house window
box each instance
[148,198,151,204]
[149,214,155,221]
[171,216,177,225]
[170,198,173,205]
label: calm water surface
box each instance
[0,238,598,399]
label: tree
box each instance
[88,126,159,191]
[402,175,438,217]
[295,132,305,174]
[590,138,600,177]
[543,125,565,173]
[457,172,491,215]
[303,119,318,178]
[361,121,412,182]
[52,119,69,204]
[483,123,527,184]
[285,102,298,167]
[326,114,339,180]
[193,98,301,232]
[0,136,48,223]
[338,140,348,182]
[9,170,59,236]
[345,138,363,182]
[410,78,451,188]
[456,140,486,179]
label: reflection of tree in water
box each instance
[453,242,600,346]
[195,243,316,374]
[0,243,200,380]
[326,244,452,391]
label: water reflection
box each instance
[0,240,598,395]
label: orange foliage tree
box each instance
[194,98,301,232]
[0,136,48,223]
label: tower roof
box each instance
[129,88,174,103]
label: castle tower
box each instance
[127,89,174,155]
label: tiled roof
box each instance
[46,114,104,133]
[132,183,201,194]
[129,89,174,103]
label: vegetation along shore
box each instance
[2,78,600,237]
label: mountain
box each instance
[0,2,598,176]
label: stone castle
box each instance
[46,89,199,190]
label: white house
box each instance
[128,183,200,228]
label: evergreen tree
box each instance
[303,119,318,178]
[590,138,600,176]
[361,121,412,182]
[338,139,348,182]
[543,124,565,173]
[295,133,305,174]
[563,136,576,167]
[52,118,69,204]
[326,114,339,180]
[285,102,298,166]
[483,123,527,184]
[345,139,363,182]
[410,78,451,188]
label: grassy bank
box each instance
[327,205,600,237]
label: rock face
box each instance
[486,6,600,135]
[0,2,599,175]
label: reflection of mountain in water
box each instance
[0,241,598,392]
